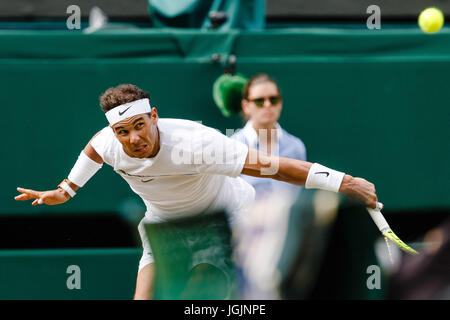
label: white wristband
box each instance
[68,151,103,188]
[305,163,345,193]
[59,181,76,197]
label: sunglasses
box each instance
[249,95,282,107]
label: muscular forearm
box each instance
[272,157,312,186]
[242,148,312,183]
[241,148,378,208]
[275,160,355,195]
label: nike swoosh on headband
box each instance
[118,106,132,116]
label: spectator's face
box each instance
[111,109,159,158]
[243,82,282,127]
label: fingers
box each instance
[16,187,40,198]
[15,187,43,205]
[351,178,382,210]
[368,192,378,209]
[356,179,379,209]
[31,198,45,206]
[364,180,378,209]
[14,193,33,201]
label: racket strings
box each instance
[384,236,394,264]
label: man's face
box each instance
[111,108,159,158]
[242,82,282,127]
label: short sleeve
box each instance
[193,125,249,178]
[89,127,116,165]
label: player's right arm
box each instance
[242,147,379,209]
[14,133,104,206]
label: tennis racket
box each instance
[367,202,419,255]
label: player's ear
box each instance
[150,107,158,122]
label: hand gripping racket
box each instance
[367,202,419,255]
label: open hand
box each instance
[14,187,70,206]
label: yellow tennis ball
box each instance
[418,7,444,33]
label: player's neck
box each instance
[148,127,160,158]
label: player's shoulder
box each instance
[99,125,114,135]
[158,118,242,153]
[91,126,115,142]
[158,118,229,141]
[157,118,204,132]
[158,118,208,150]
[89,126,120,164]
[89,126,118,157]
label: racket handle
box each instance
[367,202,390,234]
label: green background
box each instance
[3,27,449,215]
[0,248,140,299]
[1,26,448,299]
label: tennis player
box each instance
[14,84,380,300]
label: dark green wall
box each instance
[0,248,140,299]
[3,28,449,215]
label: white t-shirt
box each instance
[90,118,255,221]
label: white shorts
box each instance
[137,177,255,272]
[137,210,239,273]
[137,213,160,271]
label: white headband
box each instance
[105,98,151,125]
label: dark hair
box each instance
[99,84,150,112]
[242,73,281,100]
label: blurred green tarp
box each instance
[3,27,449,216]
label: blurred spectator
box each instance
[230,74,308,299]
[388,218,450,299]
[231,73,307,201]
